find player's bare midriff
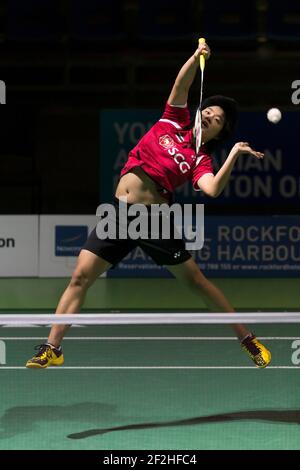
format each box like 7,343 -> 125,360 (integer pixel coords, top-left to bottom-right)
115,166 -> 169,205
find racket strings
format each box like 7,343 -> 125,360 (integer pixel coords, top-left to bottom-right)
195,68 -> 204,154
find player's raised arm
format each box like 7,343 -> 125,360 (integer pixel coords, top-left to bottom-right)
167,42 -> 210,107
197,142 -> 264,198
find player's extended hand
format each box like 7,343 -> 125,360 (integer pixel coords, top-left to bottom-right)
194,42 -> 211,60
230,142 -> 264,159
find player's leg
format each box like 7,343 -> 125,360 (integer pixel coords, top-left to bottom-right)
166,257 -> 248,339
48,249 -> 112,347
166,258 -> 271,368
140,227 -> 243,337
26,249 -> 112,368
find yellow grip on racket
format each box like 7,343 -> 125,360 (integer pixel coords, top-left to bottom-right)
198,37 -> 206,71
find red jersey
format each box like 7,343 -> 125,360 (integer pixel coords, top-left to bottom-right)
120,103 -> 214,199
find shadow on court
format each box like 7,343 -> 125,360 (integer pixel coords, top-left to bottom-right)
0,402 -> 119,439
67,410 -> 300,440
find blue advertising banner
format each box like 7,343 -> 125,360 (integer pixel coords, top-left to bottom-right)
107,216 -> 300,278
55,225 -> 88,257
99,109 -> 299,206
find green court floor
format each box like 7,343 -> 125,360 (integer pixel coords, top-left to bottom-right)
0,278 -> 300,311
0,277 -> 299,449
1,323 -> 300,450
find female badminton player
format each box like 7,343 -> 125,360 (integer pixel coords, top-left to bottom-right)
26,41 -> 271,369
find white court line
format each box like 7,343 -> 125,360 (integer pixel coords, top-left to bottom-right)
0,366 -> 299,370
0,337 -> 299,341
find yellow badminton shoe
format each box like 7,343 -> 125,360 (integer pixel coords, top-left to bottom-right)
26,343 -> 64,369
241,334 -> 271,368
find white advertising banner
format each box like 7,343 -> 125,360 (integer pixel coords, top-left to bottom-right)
39,215 -> 100,277
0,216 -> 38,276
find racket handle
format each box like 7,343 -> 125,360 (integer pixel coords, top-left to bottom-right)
198,37 -> 206,71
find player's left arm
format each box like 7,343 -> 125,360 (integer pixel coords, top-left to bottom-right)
168,42 -> 210,106
197,142 -> 264,197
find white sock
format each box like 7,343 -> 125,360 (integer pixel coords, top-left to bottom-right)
46,342 -> 61,351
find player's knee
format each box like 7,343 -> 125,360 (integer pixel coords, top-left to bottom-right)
70,269 -> 91,290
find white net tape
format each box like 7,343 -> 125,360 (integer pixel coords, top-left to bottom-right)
0,313 -> 299,325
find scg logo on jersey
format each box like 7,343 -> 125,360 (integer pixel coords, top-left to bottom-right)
168,147 -> 190,174
159,134 -> 175,149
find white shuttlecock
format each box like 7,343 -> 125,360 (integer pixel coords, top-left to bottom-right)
267,108 -> 282,124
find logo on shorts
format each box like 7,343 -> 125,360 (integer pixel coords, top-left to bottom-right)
159,134 -> 175,149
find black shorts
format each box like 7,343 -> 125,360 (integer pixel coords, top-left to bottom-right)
82,197 -> 191,267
